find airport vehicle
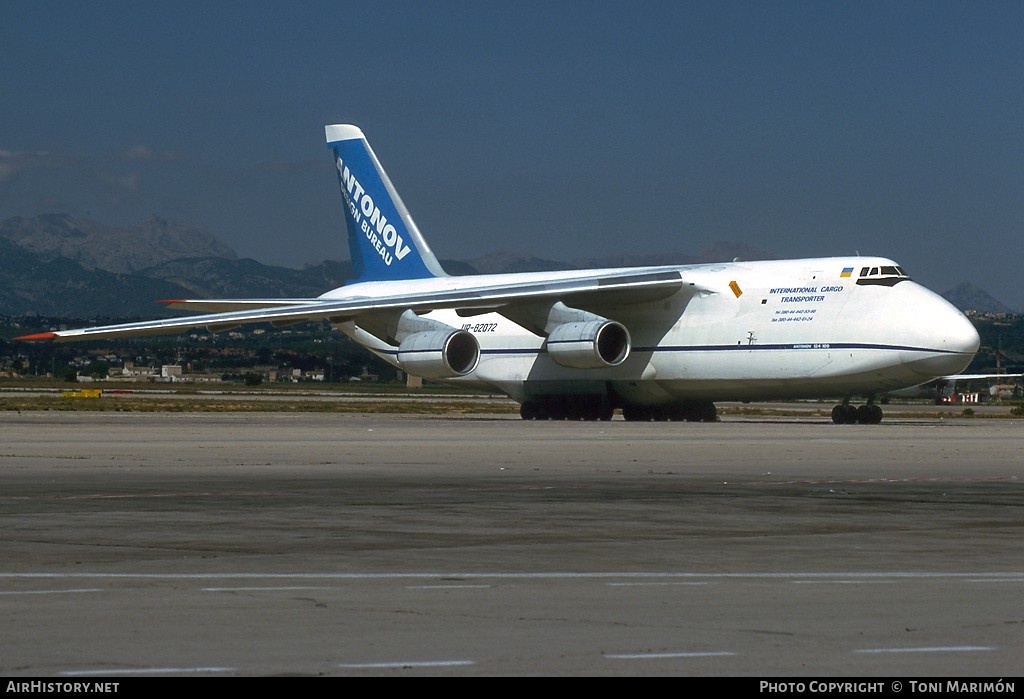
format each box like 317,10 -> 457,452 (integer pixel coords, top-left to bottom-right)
17,124 -> 980,423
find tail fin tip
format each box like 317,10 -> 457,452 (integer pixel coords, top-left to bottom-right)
325,124 -> 364,143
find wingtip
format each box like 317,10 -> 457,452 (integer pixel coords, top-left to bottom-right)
156,299 -> 184,305
14,332 -> 58,342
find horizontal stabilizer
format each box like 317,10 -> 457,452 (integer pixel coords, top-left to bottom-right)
160,299 -> 321,312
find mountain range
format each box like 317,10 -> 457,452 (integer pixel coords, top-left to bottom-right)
0,214 -> 1014,318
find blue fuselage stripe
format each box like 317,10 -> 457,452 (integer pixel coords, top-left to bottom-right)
377,343 -> 963,358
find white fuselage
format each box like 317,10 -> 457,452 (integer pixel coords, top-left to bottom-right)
327,257 -> 979,406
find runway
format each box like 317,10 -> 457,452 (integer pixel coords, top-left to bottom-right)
1,411 -> 1022,676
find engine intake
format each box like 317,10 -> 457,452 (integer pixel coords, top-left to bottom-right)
397,329 -> 480,379
546,320 -> 630,369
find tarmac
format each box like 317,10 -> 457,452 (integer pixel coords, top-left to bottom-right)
1,410 -> 1022,676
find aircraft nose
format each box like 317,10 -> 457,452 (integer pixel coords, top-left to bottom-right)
900,286 -> 980,378
946,307 -> 982,356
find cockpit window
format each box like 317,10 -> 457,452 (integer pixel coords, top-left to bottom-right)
855,264 -> 911,287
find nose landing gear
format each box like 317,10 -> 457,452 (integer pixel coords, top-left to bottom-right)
831,401 -> 883,424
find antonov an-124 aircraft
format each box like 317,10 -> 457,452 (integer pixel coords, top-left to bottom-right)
17,124 -> 981,423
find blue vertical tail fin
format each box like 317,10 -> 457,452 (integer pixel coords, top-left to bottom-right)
326,124 -> 446,282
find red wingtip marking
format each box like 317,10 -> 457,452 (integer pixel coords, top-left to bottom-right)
157,299 -> 184,305
14,332 -> 58,342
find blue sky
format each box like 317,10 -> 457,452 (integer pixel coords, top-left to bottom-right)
2,1 -> 1022,309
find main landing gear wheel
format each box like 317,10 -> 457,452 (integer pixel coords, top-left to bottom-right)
622,401 -> 718,422
520,396 -> 613,421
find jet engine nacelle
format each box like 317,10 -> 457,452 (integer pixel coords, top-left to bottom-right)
397,329 -> 480,379
546,320 -> 631,369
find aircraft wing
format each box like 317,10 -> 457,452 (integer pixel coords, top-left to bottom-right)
16,268 -> 687,343
939,373 -> 1023,381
